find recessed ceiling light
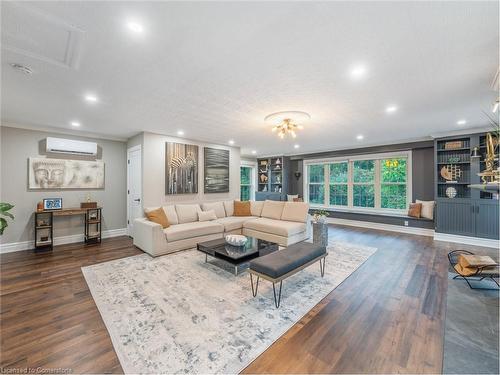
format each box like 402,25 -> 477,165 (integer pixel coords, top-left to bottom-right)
456,119 -> 467,126
350,64 -> 367,79
126,20 -> 144,34
228,140 -> 235,145
294,144 -> 300,149
70,121 -> 81,127
177,130 -> 185,136
386,105 -> 398,113
356,134 -> 364,140
251,150 -> 257,155
84,94 -> 98,103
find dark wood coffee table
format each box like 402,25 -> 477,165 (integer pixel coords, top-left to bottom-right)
197,236 -> 279,275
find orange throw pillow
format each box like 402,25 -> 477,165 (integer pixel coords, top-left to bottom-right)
233,201 -> 251,216
145,208 -> 170,228
407,203 -> 422,218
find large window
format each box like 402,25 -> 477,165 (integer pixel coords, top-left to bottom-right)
240,166 -> 254,201
305,152 -> 411,213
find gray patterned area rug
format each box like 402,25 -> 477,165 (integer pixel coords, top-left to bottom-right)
82,242 -> 377,374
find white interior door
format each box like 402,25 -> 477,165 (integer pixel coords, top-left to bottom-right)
127,146 -> 142,236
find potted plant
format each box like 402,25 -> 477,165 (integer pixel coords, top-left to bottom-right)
312,209 -> 328,223
0,202 -> 14,235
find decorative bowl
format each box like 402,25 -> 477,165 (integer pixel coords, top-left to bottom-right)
225,234 -> 247,246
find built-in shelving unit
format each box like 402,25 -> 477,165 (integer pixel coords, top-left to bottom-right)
434,133 -> 499,239
256,156 -> 289,201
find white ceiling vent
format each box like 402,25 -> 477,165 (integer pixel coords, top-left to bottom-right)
46,137 -> 97,156
1,2 -> 85,69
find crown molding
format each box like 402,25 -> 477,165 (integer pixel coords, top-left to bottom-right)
429,126 -> 492,139
1,121 -> 128,142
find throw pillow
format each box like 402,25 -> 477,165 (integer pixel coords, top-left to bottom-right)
416,200 -> 435,220
198,210 -> 217,222
145,207 -> 170,228
234,201 -> 252,216
407,203 -> 422,218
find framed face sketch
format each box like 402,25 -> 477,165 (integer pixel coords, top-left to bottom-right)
28,158 -> 105,189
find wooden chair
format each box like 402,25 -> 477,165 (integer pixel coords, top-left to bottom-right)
448,250 -> 499,290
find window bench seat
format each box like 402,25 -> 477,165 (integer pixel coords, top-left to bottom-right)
310,208 -> 435,229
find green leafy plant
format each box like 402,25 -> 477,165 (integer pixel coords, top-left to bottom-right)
0,202 -> 14,235
312,209 -> 328,223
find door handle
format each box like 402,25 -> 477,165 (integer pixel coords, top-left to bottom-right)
134,198 -> 141,202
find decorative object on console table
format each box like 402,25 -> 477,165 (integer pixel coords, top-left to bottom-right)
165,142 -> 198,194
43,198 -> 62,210
204,147 -> 229,193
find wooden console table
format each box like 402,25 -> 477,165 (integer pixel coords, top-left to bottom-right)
34,207 -> 102,252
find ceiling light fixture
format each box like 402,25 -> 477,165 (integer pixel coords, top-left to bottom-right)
350,64 -> 367,79
456,119 -> 467,126
10,63 -> 33,75
126,20 -> 144,34
492,98 -> 499,113
294,144 -> 300,149
265,111 -> 310,139
228,140 -> 235,145
386,105 -> 398,113
356,134 -> 364,140
84,94 -> 98,103
177,130 -> 185,136
251,150 -> 257,155
70,121 -> 81,127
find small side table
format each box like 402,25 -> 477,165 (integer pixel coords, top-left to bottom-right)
312,221 -> 328,247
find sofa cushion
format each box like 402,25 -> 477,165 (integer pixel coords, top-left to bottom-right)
281,202 -> 309,223
261,200 -> 285,220
215,216 -> 256,232
198,210 -> 217,222
163,221 -> 223,242
243,217 -> 306,237
162,205 -> 179,225
145,207 -> 170,228
250,201 -> 264,217
201,201 -> 226,219
234,201 -> 252,216
223,200 -> 234,217
175,204 -> 201,224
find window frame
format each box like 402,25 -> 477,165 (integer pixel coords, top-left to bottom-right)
240,162 -> 256,201
303,151 -> 412,215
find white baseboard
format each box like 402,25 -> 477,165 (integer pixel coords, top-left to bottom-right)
0,228 -> 128,254
434,232 -> 500,249
327,218 -> 435,237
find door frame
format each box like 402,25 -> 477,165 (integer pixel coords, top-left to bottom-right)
127,145 -> 142,236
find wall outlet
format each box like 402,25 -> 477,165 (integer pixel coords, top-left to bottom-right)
404,220 -> 409,227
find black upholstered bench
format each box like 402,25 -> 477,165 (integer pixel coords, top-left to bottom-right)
248,242 -> 327,308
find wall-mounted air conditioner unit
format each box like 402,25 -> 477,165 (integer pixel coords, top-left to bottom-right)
46,137 -> 98,156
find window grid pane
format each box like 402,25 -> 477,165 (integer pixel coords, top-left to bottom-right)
353,160 -> 375,183
329,162 -> 348,183
330,184 -> 348,206
381,158 -> 406,183
353,184 -> 375,207
381,184 -> 406,209
308,165 -> 325,183
309,184 -> 325,204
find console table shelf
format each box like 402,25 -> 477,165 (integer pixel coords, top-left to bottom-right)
34,207 -> 102,252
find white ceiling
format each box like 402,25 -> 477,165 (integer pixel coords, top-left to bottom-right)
1,1 -> 498,156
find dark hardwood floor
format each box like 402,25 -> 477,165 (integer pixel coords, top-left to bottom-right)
0,226 -> 492,373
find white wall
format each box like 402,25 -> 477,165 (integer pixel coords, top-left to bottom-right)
142,132 -> 241,207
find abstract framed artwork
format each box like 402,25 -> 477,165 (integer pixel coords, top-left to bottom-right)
165,142 -> 199,194
28,158 -> 105,189
204,147 -> 229,193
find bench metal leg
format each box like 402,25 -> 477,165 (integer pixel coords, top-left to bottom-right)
319,257 -> 326,277
250,273 -> 259,297
272,281 -> 283,308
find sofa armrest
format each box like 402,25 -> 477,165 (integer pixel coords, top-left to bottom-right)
133,218 -> 168,256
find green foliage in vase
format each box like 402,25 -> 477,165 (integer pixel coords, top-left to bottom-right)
0,202 -> 15,235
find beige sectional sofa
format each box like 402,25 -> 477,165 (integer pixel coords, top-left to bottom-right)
133,200 -> 311,257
